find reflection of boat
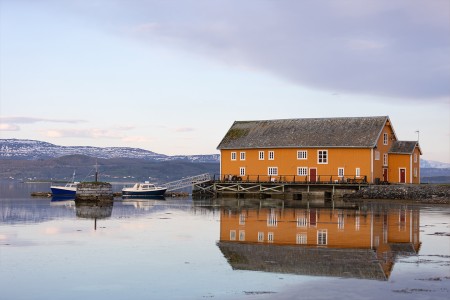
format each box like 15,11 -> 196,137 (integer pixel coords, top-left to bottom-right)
50,171 -> 79,196
121,197 -> 165,210
122,182 -> 166,197
51,195 -> 76,202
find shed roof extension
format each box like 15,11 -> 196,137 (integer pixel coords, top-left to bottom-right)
217,116 -> 389,150
389,141 -> 422,155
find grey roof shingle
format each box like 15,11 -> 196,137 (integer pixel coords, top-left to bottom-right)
389,141 -> 418,154
217,116 -> 389,149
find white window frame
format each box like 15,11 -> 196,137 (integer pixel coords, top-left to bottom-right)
230,230 -> 236,241
297,216 -> 308,227
268,167 -> 278,176
267,232 -> 274,243
297,167 -> 308,176
267,209 -> 278,227
414,153 -> 417,163
268,151 -> 275,160
338,212 -> 344,230
259,151 -> 264,160
240,152 -> 246,161
338,168 -> 344,178
318,150 -> 328,164
297,150 -> 307,160
355,168 -> 360,178
239,213 -> 246,225
257,232 -> 264,242
239,230 -> 245,241
414,167 -> 418,178
239,167 -> 245,176
231,152 -> 236,161
383,133 -> 388,145
375,151 -> 380,161
317,229 -> 327,245
296,233 -> 307,245
383,153 -> 388,166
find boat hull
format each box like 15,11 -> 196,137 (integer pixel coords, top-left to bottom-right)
121,188 -> 167,197
51,187 -> 76,196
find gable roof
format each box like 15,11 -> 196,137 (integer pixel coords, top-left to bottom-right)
389,141 -> 422,155
217,116 -> 389,150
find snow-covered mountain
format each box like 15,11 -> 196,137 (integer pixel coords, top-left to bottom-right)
421,159 -> 450,169
0,139 -> 220,163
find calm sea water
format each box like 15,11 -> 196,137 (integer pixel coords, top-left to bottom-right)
0,181 -> 449,300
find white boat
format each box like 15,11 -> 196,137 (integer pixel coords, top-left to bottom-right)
122,182 -> 167,197
50,171 -> 79,196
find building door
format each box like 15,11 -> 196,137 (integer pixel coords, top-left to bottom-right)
400,168 -> 406,183
309,168 -> 317,183
383,168 -> 388,182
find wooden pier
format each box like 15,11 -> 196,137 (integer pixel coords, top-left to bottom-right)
193,174 -> 369,200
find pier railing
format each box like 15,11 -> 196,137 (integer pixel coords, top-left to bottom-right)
213,174 -> 368,185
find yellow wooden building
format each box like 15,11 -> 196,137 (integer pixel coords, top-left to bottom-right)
217,116 -> 422,184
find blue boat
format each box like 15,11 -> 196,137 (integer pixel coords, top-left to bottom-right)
50,171 -> 79,196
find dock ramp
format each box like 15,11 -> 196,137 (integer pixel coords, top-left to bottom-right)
163,173 -> 212,191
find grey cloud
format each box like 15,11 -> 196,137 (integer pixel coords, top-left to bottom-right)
126,0 -> 449,100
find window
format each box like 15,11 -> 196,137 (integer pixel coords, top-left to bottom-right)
231,152 -> 236,161
414,167 -> 418,178
383,133 -> 388,145
240,167 -> 245,176
338,168 -> 344,178
268,232 -> 274,243
257,232 -> 264,242
239,230 -> 245,241
338,212 -> 344,230
297,150 -> 307,160
375,151 -> 380,161
414,153 -> 417,163
297,216 -> 308,227
267,209 -> 278,227
268,151 -> 274,160
355,168 -> 360,178
239,213 -> 246,225
296,233 -> 307,245
268,167 -> 278,176
317,230 -> 327,245
230,230 -> 236,241
297,167 -> 308,176
318,150 -> 328,164
383,153 -> 388,166
259,151 -> 264,160
240,152 -> 245,161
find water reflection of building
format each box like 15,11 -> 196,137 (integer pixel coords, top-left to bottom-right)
75,200 -> 114,230
218,204 -> 420,280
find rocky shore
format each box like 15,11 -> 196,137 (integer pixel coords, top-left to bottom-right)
344,184 -> 450,204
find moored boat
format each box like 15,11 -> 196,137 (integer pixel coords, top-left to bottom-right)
50,171 -> 79,196
122,182 -> 167,197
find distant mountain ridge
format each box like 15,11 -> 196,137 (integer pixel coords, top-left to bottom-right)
0,139 -> 219,163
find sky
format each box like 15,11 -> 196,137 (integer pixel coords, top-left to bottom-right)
0,0 -> 449,162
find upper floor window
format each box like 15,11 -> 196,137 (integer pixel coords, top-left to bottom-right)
268,151 -> 275,160
259,151 -> 264,160
338,168 -> 344,178
231,152 -> 236,161
240,152 -> 246,161
383,153 -> 388,166
297,150 -> 307,160
375,150 -> 380,160
318,150 -> 328,164
414,153 -> 417,163
383,133 -> 388,145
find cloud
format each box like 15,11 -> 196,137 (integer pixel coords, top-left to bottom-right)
123,0 -> 449,100
0,117 -> 86,132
